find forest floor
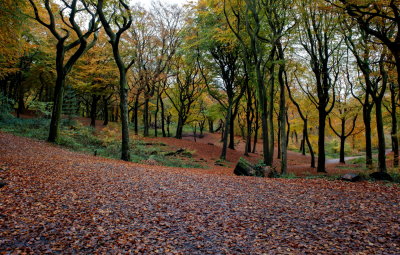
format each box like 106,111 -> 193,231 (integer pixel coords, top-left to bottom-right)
1,132 -> 400,254
79,116 -> 374,177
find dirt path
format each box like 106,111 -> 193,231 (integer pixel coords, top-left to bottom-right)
326,149 -> 393,164
1,132 -> 399,254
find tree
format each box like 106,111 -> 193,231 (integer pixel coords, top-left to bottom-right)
344,27 -> 375,167
128,3 -> 184,137
287,70 -> 316,168
97,0 -> 134,161
0,0 -> 27,80
296,0 -> 342,172
329,0 -> 400,92
166,56 -> 205,139
328,80 -> 359,164
384,79 -> 399,167
223,0 -> 273,165
73,31 -> 117,127
28,0 -> 99,142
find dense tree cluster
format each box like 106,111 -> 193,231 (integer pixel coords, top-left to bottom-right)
0,0 -> 398,173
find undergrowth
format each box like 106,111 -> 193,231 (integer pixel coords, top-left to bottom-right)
0,116 -> 206,169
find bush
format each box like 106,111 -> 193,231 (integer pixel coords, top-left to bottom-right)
27,101 -> 53,118
0,93 -> 15,121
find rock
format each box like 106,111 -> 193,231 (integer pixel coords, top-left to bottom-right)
370,172 -> 393,181
234,158 -> 255,176
234,158 -> 265,177
0,182 -> 7,188
340,173 -> 362,182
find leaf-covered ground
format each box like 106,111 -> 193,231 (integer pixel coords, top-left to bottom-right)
0,132 -> 399,254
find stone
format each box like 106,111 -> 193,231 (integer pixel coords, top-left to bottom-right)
233,158 -> 267,177
234,158 -> 255,176
340,173 -> 362,182
370,172 -> 393,181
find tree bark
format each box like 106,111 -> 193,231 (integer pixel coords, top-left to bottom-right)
375,100 -> 387,172
220,105 -> 232,160
48,64 -> 65,142
143,98 -> 149,137
90,94 -> 99,127
160,93 -> 166,137
317,106 -> 327,173
103,96 -> 109,126
389,83 -> 399,167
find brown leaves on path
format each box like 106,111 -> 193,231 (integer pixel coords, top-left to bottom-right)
0,132 -> 399,254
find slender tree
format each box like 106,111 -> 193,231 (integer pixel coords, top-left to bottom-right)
97,0 -> 134,161
297,0 -> 342,172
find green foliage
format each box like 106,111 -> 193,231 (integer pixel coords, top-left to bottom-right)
63,86 -> 79,117
0,117 -> 49,140
0,93 -> 15,120
27,101 -> 53,118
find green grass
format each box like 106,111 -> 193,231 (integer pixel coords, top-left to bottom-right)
0,116 -> 206,169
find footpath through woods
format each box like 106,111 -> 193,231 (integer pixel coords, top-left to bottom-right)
0,132 -> 399,254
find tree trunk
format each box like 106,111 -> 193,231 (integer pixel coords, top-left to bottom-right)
154,93 -> 159,137
317,106 -> 326,172
278,50 -> 287,174
175,112 -> 184,139
48,70 -> 65,143
103,96 -> 109,126
208,118 -> 214,133
255,60 -> 270,165
143,98 -> 149,137
267,77 -> 274,165
389,83 -> 399,167
90,94 -> 99,127
300,138 -> 305,155
363,105 -> 373,167
160,94 -> 166,137
228,116 -> 235,150
133,93 -> 139,134
245,88 -> 253,156
304,119 -> 315,168
340,136 -> 345,164
253,111 -> 259,153
375,100 -> 387,172
119,69 -> 130,161
167,114 -> 171,137
220,105 -> 232,160
277,120 -> 281,159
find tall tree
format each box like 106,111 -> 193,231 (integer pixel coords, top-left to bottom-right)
28,0 -> 99,142
329,0 -> 400,92
97,0 -> 134,161
344,28 -> 375,168
297,0 -> 342,172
